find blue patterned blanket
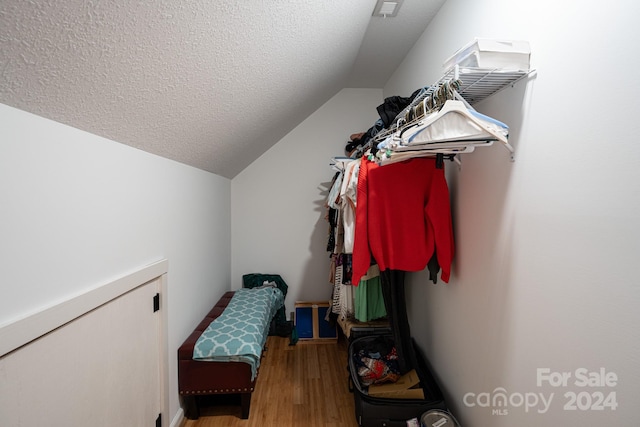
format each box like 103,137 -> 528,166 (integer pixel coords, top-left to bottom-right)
193,287 -> 284,380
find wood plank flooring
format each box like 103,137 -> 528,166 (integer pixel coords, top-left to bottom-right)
180,335 -> 360,427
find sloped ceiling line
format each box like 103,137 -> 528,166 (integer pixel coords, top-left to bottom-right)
0,0 -> 446,178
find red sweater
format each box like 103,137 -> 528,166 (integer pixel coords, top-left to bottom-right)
352,157 -> 454,285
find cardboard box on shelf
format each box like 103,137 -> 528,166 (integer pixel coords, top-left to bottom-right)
368,369 -> 425,400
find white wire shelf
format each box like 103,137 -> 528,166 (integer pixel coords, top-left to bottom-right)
440,66 -> 531,105
366,66 -> 533,163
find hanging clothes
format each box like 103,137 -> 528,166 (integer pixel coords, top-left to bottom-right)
327,163 -> 354,319
339,159 -> 360,254
380,269 -> 416,374
350,156 -> 454,374
352,156 -> 455,286
376,88 -> 423,128
354,264 -> 386,322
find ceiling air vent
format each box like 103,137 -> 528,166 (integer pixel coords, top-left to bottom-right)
372,0 -> 404,18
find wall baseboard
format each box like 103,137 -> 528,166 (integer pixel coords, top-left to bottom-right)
170,407 -> 184,427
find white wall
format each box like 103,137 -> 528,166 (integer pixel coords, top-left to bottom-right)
231,88 -> 382,316
0,103 -> 231,425
386,0 -> 640,425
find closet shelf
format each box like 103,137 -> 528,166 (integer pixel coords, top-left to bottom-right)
359,40 -> 534,166
440,66 -> 531,105
386,66 -> 532,135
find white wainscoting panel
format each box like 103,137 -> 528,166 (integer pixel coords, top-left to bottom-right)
0,260 -> 167,426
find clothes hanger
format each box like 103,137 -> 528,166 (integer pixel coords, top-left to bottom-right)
329,156 -> 355,172
371,88 -> 509,167
398,98 -> 513,156
372,81 -> 459,145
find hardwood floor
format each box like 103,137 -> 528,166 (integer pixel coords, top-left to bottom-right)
180,335 -> 360,427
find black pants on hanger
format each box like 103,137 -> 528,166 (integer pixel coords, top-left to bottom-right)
380,269 -> 416,375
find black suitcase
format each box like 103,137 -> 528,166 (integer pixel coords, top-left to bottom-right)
348,325 -> 392,343
348,335 -> 447,427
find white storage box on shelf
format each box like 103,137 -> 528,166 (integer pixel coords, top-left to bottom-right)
443,38 -> 531,72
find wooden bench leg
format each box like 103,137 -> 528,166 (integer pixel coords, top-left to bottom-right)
183,395 -> 200,420
240,393 -> 251,419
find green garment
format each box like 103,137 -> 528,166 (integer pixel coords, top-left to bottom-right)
354,275 -> 387,322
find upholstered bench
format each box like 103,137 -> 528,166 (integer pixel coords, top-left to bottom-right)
177,291 -> 257,420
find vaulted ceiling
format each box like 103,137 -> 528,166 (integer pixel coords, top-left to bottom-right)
0,0 -> 446,178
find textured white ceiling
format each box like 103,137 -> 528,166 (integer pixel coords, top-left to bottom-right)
0,0 -> 445,178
